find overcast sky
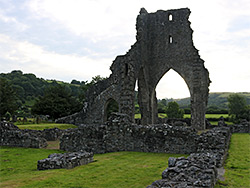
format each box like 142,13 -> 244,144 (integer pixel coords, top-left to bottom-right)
0,0 -> 250,99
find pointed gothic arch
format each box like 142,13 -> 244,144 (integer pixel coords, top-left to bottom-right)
57,8 -> 210,130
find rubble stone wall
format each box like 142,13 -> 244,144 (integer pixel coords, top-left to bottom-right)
147,127 -> 232,188
60,114 -> 197,154
37,151 -> 94,170
0,121 -> 47,148
0,121 -> 68,148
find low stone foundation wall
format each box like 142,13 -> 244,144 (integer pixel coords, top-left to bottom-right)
230,121 -> 250,133
148,153 -> 218,187
1,116 -> 248,187
60,113 -> 238,188
147,127 -> 231,188
0,121 -> 47,148
37,151 -> 93,170
22,128 -> 64,141
0,121 -> 67,148
60,122 -> 197,154
196,127 -> 231,167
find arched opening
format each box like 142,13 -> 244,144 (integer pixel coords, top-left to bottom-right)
155,69 -> 190,119
104,98 -> 119,121
134,79 -> 140,118
169,35 -> 173,44
168,14 -> 173,21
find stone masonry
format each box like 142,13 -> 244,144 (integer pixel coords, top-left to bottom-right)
0,121 -> 47,148
60,113 -> 197,154
37,151 -> 93,170
57,8 -> 211,130
147,127 -> 232,188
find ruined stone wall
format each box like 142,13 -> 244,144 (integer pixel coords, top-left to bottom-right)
60,113 -> 197,154
56,8 -> 210,130
0,121 -> 69,148
0,121 -> 47,148
60,114 -> 248,156
135,8 -> 210,129
147,127 -> 232,188
37,151 -> 94,170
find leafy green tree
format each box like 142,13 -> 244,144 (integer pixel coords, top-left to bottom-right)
0,78 -> 18,119
71,79 -> 81,85
88,75 -> 107,85
158,102 -> 166,113
228,94 -> 249,122
31,84 -> 82,120
165,101 -> 184,118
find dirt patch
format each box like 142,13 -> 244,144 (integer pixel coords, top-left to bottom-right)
217,167 -> 225,181
46,140 -> 60,150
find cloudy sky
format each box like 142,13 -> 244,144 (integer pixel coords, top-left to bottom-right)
0,0 -> 249,99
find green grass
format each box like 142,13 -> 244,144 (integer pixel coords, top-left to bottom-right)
135,113 -> 229,119
0,147 -> 186,188
0,134 -> 249,187
17,123 -> 77,130
183,114 -> 229,119
215,133 -> 250,188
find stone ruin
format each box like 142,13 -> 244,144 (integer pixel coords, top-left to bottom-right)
37,151 -> 93,170
0,121 -> 65,148
0,121 -> 47,148
1,7 -> 250,187
57,7 -> 211,131
147,127 -> 232,187
59,113 -> 238,187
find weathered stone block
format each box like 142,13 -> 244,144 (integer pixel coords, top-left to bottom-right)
37,151 -> 93,170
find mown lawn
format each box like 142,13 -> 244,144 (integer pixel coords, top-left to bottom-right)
0,147 -> 186,188
17,123 -> 77,130
135,113 -> 232,125
135,113 -> 229,119
215,133 -> 250,188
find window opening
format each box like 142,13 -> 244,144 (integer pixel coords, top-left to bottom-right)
169,14 -> 173,21
169,35 -> 173,44
125,63 -> 129,76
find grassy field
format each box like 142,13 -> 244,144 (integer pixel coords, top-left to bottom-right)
0,134 -> 249,187
135,113 -> 231,125
215,133 -> 250,188
135,113 -> 229,119
0,147 -> 186,188
17,123 -> 77,130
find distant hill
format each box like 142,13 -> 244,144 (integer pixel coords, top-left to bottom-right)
1,70 -> 250,115
176,92 -> 250,109
0,70 -> 85,104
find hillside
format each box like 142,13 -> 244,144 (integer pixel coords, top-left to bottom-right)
1,70 -> 250,116
176,92 -> 250,109
0,70 -> 85,102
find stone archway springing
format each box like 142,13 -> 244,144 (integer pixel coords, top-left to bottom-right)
104,98 -> 119,122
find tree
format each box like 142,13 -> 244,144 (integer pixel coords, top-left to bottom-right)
165,101 -> 184,118
71,79 -> 81,85
88,75 -> 107,85
228,94 -> 249,122
0,78 -> 18,119
31,84 -> 82,120
158,102 -> 166,113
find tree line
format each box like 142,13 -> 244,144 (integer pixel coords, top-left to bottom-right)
0,70 -> 104,120
0,70 -> 249,123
